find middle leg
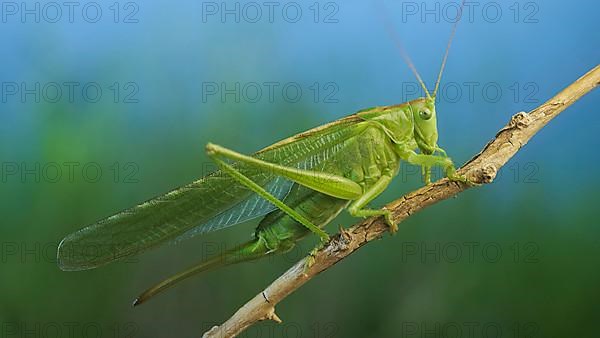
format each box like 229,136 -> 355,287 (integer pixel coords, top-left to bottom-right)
347,174 -> 397,233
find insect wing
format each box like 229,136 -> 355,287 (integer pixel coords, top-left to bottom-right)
57,116 -> 365,271
172,175 -> 293,242
57,162 -> 279,271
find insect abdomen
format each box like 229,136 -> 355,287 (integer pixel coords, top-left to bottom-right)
256,186 -> 348,252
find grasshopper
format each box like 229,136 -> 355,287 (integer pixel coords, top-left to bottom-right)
57,1 -> 468,306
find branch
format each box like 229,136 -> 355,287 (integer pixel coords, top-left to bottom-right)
202,64 -> 600,338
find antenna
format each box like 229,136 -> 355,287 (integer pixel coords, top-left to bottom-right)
374,0 -> 431,98
432,0 -> 466,98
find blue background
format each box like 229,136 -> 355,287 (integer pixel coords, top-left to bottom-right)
1,1 -> 599,337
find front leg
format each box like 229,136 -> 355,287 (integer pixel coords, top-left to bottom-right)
399,148 -> 467,184
347,174 -> 397,233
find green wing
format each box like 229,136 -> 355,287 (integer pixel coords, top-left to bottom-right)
57,115 -> 365,271
171,175 -> 293,243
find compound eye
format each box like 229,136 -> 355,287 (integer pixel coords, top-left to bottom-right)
419,110 -> 432,120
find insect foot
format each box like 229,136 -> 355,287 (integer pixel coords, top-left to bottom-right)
383,209 -> 398,234
443,162 -> 476,186
453,173 -> 478,186
318,232 -> 331,244
447,168 -> 476,186
303,246 -> 321,275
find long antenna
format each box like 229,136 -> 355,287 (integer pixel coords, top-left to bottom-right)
432,0 -> 466,98
374,0 -> 431,98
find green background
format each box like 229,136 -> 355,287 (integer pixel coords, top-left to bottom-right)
1,0 -> 599,337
